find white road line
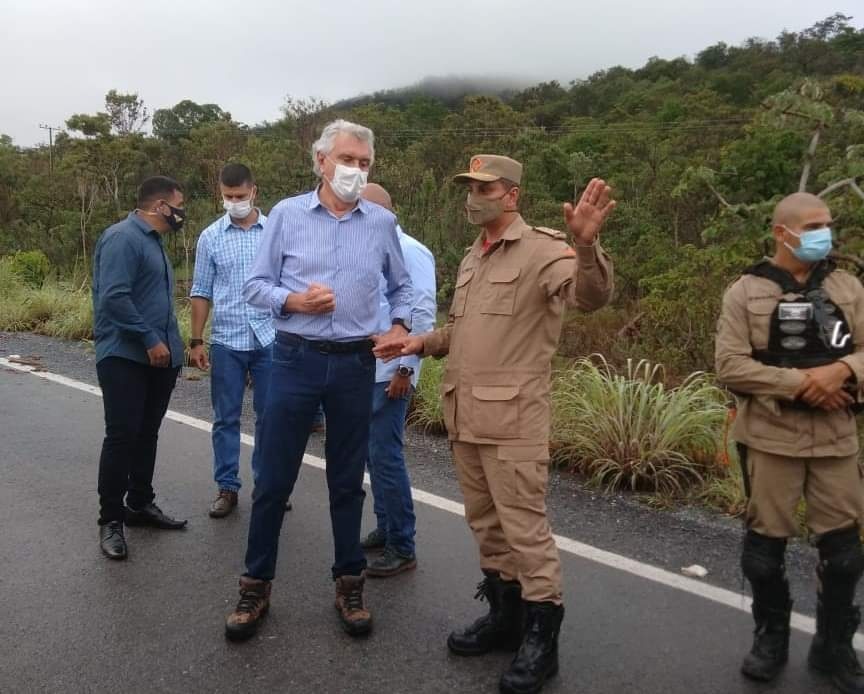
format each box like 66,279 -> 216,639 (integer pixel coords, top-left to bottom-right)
3,356 -> 860,649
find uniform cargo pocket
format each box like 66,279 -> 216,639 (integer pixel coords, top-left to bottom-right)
469,384 -> 520,439
480,267 -> 520,316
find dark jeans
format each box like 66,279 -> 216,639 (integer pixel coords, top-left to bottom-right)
368,381 -> 416,555
96,357 -> 179,524
210,341 -> 272,492
244,333 -> 375,581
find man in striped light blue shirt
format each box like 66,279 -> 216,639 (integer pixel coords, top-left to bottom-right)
189,163 -> 274,519
224,120 -> 413,642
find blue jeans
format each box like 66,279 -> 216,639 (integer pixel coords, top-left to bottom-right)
210,341 -> 272,492
368,381 -> 416,555
244,333 -> 375,581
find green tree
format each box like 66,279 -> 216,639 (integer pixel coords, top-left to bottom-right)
152,100 -> 232,141
104,90 -> 149,135
65,113 -> 111,138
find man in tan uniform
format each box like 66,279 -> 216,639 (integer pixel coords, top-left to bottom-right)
716,192 -> 864,694
374,155 -> 614,694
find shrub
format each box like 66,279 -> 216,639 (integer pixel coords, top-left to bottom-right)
637,243 -> 752,378
551,356 -> 728,496
4,250 -> 52,288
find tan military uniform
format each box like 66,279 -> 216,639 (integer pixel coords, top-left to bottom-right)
423,214 -> 613,602
715,263 -> 864,538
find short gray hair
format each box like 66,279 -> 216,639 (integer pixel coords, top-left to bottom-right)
311,119 -> 375,177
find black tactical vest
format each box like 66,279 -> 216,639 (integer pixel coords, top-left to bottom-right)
745,259 -> 854,369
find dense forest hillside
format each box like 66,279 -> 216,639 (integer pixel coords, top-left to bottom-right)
1,13 -> 862,377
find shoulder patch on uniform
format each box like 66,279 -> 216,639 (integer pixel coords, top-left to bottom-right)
533,226 -> 567,240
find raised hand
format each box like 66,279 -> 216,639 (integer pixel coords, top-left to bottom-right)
563,178 -> 617,245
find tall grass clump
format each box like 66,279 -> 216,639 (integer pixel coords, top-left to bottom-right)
551,356 -> 728,496
0,280 -> 93,340
1,254 -> 93,339
407,356 -> 447,434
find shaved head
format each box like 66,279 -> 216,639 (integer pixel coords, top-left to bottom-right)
772,192 -> 830,227
361,182 -> 393,211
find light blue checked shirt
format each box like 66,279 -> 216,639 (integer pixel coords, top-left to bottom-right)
244,189 -> 412,341
375,226 -> 436,387
190,210 -> 275,351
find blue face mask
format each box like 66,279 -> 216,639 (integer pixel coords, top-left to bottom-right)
784,226 -> 833,263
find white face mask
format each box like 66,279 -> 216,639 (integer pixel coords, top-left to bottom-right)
326,160 -> 368,203
223,196 -> 254,220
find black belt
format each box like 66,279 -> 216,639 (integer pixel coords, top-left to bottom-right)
276,331 -> 374,355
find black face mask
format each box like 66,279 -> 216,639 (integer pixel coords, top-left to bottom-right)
162,203 -> 186,232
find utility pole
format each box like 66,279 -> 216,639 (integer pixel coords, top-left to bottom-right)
39,123 -> 61,175
39,124 -> 62,231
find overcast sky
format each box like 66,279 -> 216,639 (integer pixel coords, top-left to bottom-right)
2,1 -> 859,147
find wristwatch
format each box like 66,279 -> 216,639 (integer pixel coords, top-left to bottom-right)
189,338 -> 204,348
397,365 -> 414,378
392,318 -> 409,330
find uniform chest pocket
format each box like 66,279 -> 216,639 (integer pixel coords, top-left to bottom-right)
452,268 -> 474,317
480,267 -> 521,316
746,298 -> 776,351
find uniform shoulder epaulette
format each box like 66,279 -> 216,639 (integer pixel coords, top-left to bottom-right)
532,226 -> 567,240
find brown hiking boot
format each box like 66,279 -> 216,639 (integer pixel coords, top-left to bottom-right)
225,576 -> 271,641
334,574 -> 372,636
209,490 -> 238,518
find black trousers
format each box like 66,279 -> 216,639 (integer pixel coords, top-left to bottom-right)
96,357 -> 179,524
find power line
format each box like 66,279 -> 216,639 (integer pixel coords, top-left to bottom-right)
127,117 -> 755,140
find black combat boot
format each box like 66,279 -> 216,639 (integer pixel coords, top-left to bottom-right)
809,601 -> 864,693
740,530 -> 791,681
447,570 -> 523,655
808,527 -> 864,693
741,600 -> 792,681
499,601 -> 564,694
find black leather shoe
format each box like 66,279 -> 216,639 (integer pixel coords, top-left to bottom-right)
125,502 -> 188,529
99,521 -> 127,560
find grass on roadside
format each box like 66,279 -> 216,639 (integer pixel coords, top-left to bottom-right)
0,261 -> 194,345
408,356 -> 447,434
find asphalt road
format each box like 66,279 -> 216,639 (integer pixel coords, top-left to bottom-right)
0,366 -> 846,694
